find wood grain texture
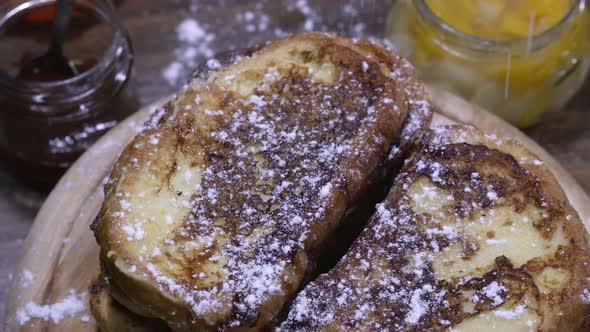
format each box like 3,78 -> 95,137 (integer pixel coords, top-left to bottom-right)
4,89 -> 590,332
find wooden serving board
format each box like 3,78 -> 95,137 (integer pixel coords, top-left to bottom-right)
5,88 -> 590,332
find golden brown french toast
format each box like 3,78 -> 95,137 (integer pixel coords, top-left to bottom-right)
90,275 -> 171,332
92,32 -> 432,331
280,125 -> 590,331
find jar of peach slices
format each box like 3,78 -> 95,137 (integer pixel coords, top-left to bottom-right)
386,0 -> 590,127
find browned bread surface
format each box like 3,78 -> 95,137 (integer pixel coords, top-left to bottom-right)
89,275 -> 171,332
280,125 -> 590,331
92,32 -> 432,331
348,38 -> 432,156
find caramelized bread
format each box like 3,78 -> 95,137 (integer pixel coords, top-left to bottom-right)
92,33 -> 432,331
280,125 -> 590,331
347,38 -> 432,158
90,275 -> 171,332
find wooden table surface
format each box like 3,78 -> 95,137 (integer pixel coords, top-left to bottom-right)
1,0 -> 589,326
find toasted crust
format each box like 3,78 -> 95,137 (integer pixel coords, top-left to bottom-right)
92,33 -> 431,331
348,38 -> 432,156
280,125 -> 590,331
89,275 -> 171,332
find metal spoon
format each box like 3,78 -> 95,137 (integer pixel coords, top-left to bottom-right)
19,0 -> 78,80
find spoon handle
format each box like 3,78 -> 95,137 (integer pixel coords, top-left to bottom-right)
49,0 -> 76,56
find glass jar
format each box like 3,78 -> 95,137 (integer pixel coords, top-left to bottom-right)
386,0 -> 590,127
0,0 -> 138,189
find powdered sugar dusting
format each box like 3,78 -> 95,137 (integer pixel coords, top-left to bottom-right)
172,68 -> 378,325
481,281 -> 507,306
48,121 -> 118,154
163,62 -> 184,86
405,285 -> 434,324
280,153 -> 455,330
162,18 -> 216,86
16,290 -> 88,326
493,304 -> 527,319
19,269 -> 34,289
294,0 -> 319,31
280,124 -> 569,330
159,1 -> 378,88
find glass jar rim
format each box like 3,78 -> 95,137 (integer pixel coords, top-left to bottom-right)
0,0 -> 129,90
413,0 -> 585,52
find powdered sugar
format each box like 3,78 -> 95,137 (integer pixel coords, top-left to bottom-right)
248,95 -> 267,108
163,62 -> 184,86
293,0 -> 318,31
162,18 -> 215,86
485,238 -> 508,245
48,121 -> 118,154
177,19 -> 210,44
319,183 -> 332,197
122,223 -> 144,241
236,10 -> 270,33
493,304 -> 527,319
16,290 -> 87,326
486,190 -> 498,200
481,281 -> 506,306
160,1 -> 378,88
19,269 -> 34,288
404,285 -> 430,324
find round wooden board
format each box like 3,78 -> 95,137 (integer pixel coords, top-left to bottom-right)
5,88 -> 590,332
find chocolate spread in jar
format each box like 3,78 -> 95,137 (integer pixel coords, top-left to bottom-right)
0,1 -> 138,190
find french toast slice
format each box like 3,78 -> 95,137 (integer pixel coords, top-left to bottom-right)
90,275 -> 171,332
280,125 -> 590,331
92,32 -> 431,331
